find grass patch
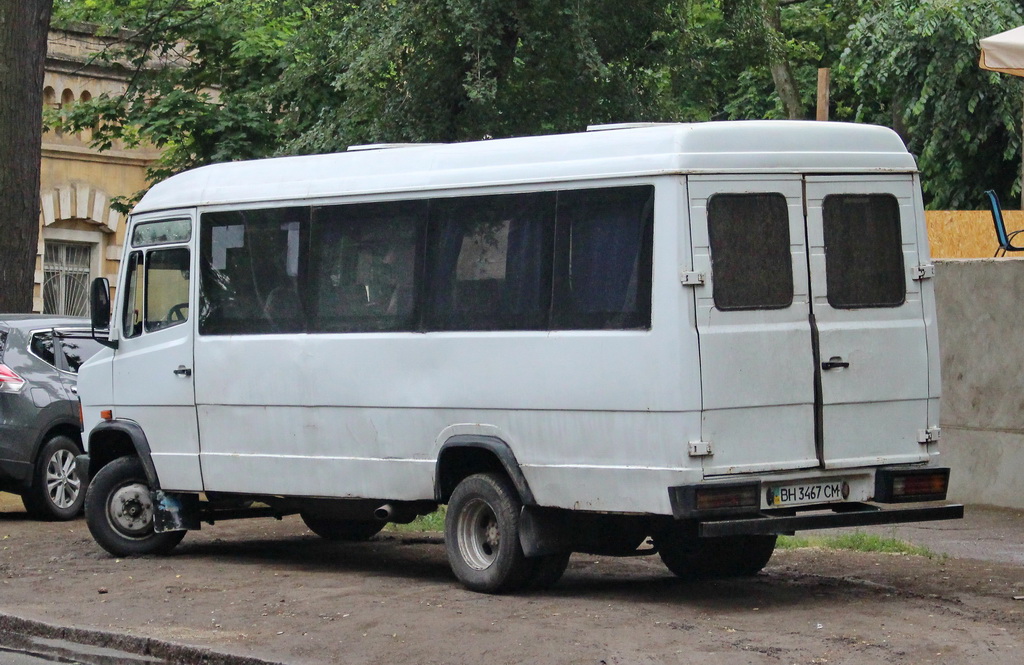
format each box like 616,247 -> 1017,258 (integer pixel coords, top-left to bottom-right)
382,514 -> 938,560
777,531 -> 938,558
383,507 -> 446,533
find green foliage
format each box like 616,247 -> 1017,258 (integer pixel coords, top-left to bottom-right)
842,0 -> 1024,209
778,531 -> 940,558
49,0 -> 1024,210
384,507 -> 447,533
275,0 -> 681,152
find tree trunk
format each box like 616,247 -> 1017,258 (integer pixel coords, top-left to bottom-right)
762,1 -> 803,119
0,0 -> 52,312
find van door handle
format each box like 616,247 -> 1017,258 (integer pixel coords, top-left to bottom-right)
821,357 -> 850,370
173,365 -> 192,377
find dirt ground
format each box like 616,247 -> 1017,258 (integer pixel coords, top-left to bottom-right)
1,493 -> 1022,665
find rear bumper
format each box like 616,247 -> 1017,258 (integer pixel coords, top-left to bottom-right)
696,502 -> 964,537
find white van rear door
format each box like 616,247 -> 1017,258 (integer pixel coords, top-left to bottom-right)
805,175 -> 931,468
688,176 -> 819,476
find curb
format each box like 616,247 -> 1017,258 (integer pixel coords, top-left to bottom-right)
0,612 -> 284,665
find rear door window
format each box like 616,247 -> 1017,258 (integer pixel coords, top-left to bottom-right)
707,193 -> 793,310
822,194 -> 905,308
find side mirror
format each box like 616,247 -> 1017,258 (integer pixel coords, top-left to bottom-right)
90,278 -> 118,349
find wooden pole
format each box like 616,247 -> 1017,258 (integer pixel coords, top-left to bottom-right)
817,68 -> 831,121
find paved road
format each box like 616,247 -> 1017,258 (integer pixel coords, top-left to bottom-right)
821,504 -> 1024,564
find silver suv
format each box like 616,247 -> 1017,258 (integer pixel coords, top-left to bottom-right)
1,315 -> 105,520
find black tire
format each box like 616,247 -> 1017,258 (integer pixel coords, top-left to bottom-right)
21,435 -> 85,521
444,472 -> 533,594
300,513 -> 384,541
525,551 -> 571,590
84,456 -> 185,556
657,532 -> 777,579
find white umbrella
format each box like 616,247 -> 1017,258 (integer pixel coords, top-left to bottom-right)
980,25 -> 1024,75
980,25 -> 1024,206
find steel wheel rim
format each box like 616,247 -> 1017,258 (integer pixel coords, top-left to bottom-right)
457,498 -> 500,570
45,448 -> 80,509
107,482 -> 154,539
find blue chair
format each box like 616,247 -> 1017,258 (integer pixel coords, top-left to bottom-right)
985,189 -> 1024,257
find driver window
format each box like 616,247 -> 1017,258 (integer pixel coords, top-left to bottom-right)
144,247 -> 191,332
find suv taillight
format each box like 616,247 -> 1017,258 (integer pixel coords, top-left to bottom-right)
0,364 -> 26,393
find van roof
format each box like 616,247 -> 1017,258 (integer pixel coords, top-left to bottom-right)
133,121 -> 917,214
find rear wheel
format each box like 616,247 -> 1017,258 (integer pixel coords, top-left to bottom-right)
525,551 -> 571,590
300,513 -> 384,541
84,456 -> 185,556
657,532 -> 776,579
21,435 -> 85,521
445,472 -> 533,594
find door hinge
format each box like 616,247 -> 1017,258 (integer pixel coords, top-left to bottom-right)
918,427 -> 941,444
688,440 -> 713,457
912,264 -> 935,280
680,271 -> 705,286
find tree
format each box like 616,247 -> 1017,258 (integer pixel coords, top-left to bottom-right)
50,0 -> 1024,210
275,0 -> 679,152
0,0 -> 53,311
53,0 -> 309,202
842,0 -> 1024,209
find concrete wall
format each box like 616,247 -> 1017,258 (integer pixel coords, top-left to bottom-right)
936,259 -> 1024,509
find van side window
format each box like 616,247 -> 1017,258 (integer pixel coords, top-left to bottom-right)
198,185 -> 654,335
200,208 -> 309,334
553,186 -> 654,329
822,194 -> 905,308
121,251 -> 144,338
707,193 -> 793,311
310,201 -> 426,333
426,192 -> 555,331
144,248 -> 191,332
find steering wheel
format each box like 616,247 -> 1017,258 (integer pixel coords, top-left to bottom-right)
167,303 -> 189,322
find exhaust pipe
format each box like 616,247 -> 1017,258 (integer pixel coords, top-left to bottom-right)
374,504 -> 394,521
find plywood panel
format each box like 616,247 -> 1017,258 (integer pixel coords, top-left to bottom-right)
926,210 -> 1024,259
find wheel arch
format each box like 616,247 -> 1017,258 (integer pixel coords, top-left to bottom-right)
85,420 -> 162,490
30,418 -> 83,461
434,435 -> 535,506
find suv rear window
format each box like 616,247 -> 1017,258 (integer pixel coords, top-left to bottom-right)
30,332 -> 57,367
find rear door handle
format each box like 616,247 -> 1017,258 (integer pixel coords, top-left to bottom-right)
173,366 -> 192,377
821,357 -> 850,371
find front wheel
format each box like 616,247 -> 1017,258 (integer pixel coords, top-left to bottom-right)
21,435 -> 85,521
444,473 -> 534,594
84,457 -> 185,556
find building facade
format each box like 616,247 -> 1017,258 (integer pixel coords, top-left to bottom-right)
36,25 -> 160,315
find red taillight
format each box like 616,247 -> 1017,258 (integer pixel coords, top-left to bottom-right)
893,473 -> 949,498
0,364 -> 26,393
875,467 -> 950,503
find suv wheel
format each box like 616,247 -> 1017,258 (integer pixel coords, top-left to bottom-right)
21,435 -> 85,521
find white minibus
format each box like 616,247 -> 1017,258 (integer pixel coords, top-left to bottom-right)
77,121 -> 962,593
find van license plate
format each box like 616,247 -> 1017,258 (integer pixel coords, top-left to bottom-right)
766,480 -> 845,507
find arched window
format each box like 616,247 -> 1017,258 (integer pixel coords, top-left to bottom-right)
43,86 -> 57,109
